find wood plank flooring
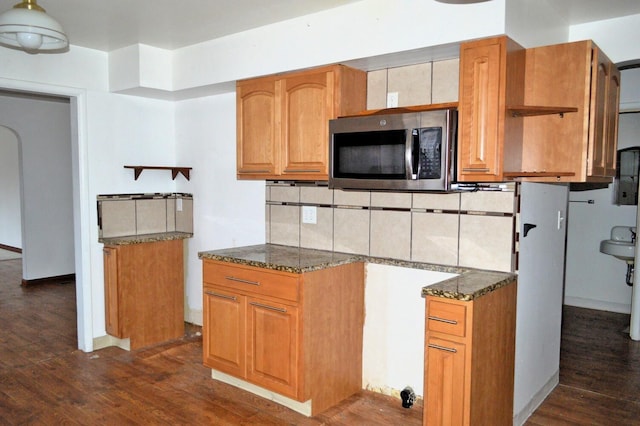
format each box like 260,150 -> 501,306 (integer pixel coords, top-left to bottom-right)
526,305 -> 640,424
3,256 -> 640,424
0,258 -> 423,425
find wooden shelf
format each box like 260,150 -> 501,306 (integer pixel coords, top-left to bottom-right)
503,171 -> 576,178
340,102 -> 459,118
124,166 -> 192,181
507,105 -> 578,117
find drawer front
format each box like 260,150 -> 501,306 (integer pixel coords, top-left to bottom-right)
203,260 -> 300,302
426,299 -> 467,337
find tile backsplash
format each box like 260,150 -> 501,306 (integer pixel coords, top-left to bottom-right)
266,182 -> 517,273
98,193 -> 193,239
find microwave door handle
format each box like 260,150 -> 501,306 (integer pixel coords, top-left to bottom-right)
411,129 -> 420,179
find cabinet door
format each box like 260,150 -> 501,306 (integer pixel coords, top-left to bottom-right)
587,51 -> 610,177
280,70 -> 334,180
103,246 -> 123,338
203,287 -> 246,378
246,297 -> 300,399
605,67 -> 621,176
424,337 -> 467,426
237,78 -> 280,178
588,49 -> 620,178
458,37 -> 505,182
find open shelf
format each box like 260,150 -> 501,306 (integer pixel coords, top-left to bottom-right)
124,166 -> 192,181
503,171 -> 576,178
507,105 -> 578,118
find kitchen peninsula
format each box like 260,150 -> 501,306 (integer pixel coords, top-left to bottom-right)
198,244 -> 517,420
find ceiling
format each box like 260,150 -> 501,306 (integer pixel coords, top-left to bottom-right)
0,0 -> 639,53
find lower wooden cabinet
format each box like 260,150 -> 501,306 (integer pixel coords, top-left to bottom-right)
202,259 -> 364,415
423,281 -> 517,425
103,239 -> 185,350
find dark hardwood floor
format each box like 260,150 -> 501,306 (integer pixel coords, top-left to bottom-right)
0,258 -> 422,425
2,256 -> 640,425
526,305 -> 640,425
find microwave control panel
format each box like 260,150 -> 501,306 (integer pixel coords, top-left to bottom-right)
413,127 -> 443,179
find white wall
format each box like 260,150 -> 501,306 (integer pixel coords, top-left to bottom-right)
570,14 -> 640,64
0,126 -> 21,248
0,94 -> 74,280
85,91 -> 177,337
174,93 -> 265,324
362,264 -> 457,397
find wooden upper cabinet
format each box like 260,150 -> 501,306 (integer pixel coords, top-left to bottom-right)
281,70 -> 334,179
511,40 -> 621,182
457,36 -> 525,182
236,77 -> 280,177
236,64 -> 367,181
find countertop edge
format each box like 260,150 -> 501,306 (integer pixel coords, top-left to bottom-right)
100,232 -> 193,245
199,244 -> 516,301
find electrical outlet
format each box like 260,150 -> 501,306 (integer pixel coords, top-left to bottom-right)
302,206 -> 317,224
387,92 -> 399,108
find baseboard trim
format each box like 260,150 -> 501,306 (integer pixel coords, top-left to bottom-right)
564,296 -> 631,314
0,243 -> 21,253
93,334 -> 131,351
513,369 -> 559,426
211,369 -> 312,417
21,273 -> 76,287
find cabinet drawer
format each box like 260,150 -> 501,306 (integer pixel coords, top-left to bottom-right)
426,299 -> 467,337
203,260 -> 300,302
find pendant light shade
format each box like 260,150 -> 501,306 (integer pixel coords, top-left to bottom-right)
0,0 -> 68,52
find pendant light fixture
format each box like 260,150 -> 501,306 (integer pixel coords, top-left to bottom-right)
0,0 -> 68,52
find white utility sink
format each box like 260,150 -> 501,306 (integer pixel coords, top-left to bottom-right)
600,226 -> 636,263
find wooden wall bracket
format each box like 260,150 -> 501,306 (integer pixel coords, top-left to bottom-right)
124,166 -> 192,180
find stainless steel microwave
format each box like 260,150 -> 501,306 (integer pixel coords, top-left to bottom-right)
329,108 -> 457,191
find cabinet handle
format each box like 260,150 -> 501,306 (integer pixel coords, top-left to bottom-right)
249,302 -> 287,313
462,167 -> 490,172
283,169 -> 322,173
238,170 -> 271,174
225,276 -> 261,286
428,343 -> 457,353
428,316 -> 458,325
205,290 -> 237,301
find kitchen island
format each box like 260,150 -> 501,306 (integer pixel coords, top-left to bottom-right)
198,244 -> 517,420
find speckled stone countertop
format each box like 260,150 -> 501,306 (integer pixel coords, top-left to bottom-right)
100,231 -> 193,245
198,244 -> 516,301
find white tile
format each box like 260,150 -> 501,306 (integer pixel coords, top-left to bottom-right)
371,192 -> 412,208
461,191 -> 516,213
411,212 -> 459,266
413,192 -> 460,211
432,59 -> 459,104
388,63 -> 432,106
270,185 -> 299,203
270,205 -> 299,246
301,207 -> 333,250
136,199 -> 168,235
334,189 -> 370,207
334,208 -> 370,255
100,200 -> 136,238
459,215 -> 514,272
367,69 -> 387,110
300,186 -> 333,205
370,210 -> 412,260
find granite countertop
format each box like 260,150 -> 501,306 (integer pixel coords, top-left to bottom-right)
100,231 -> 193,245
198,244 -> 516,301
